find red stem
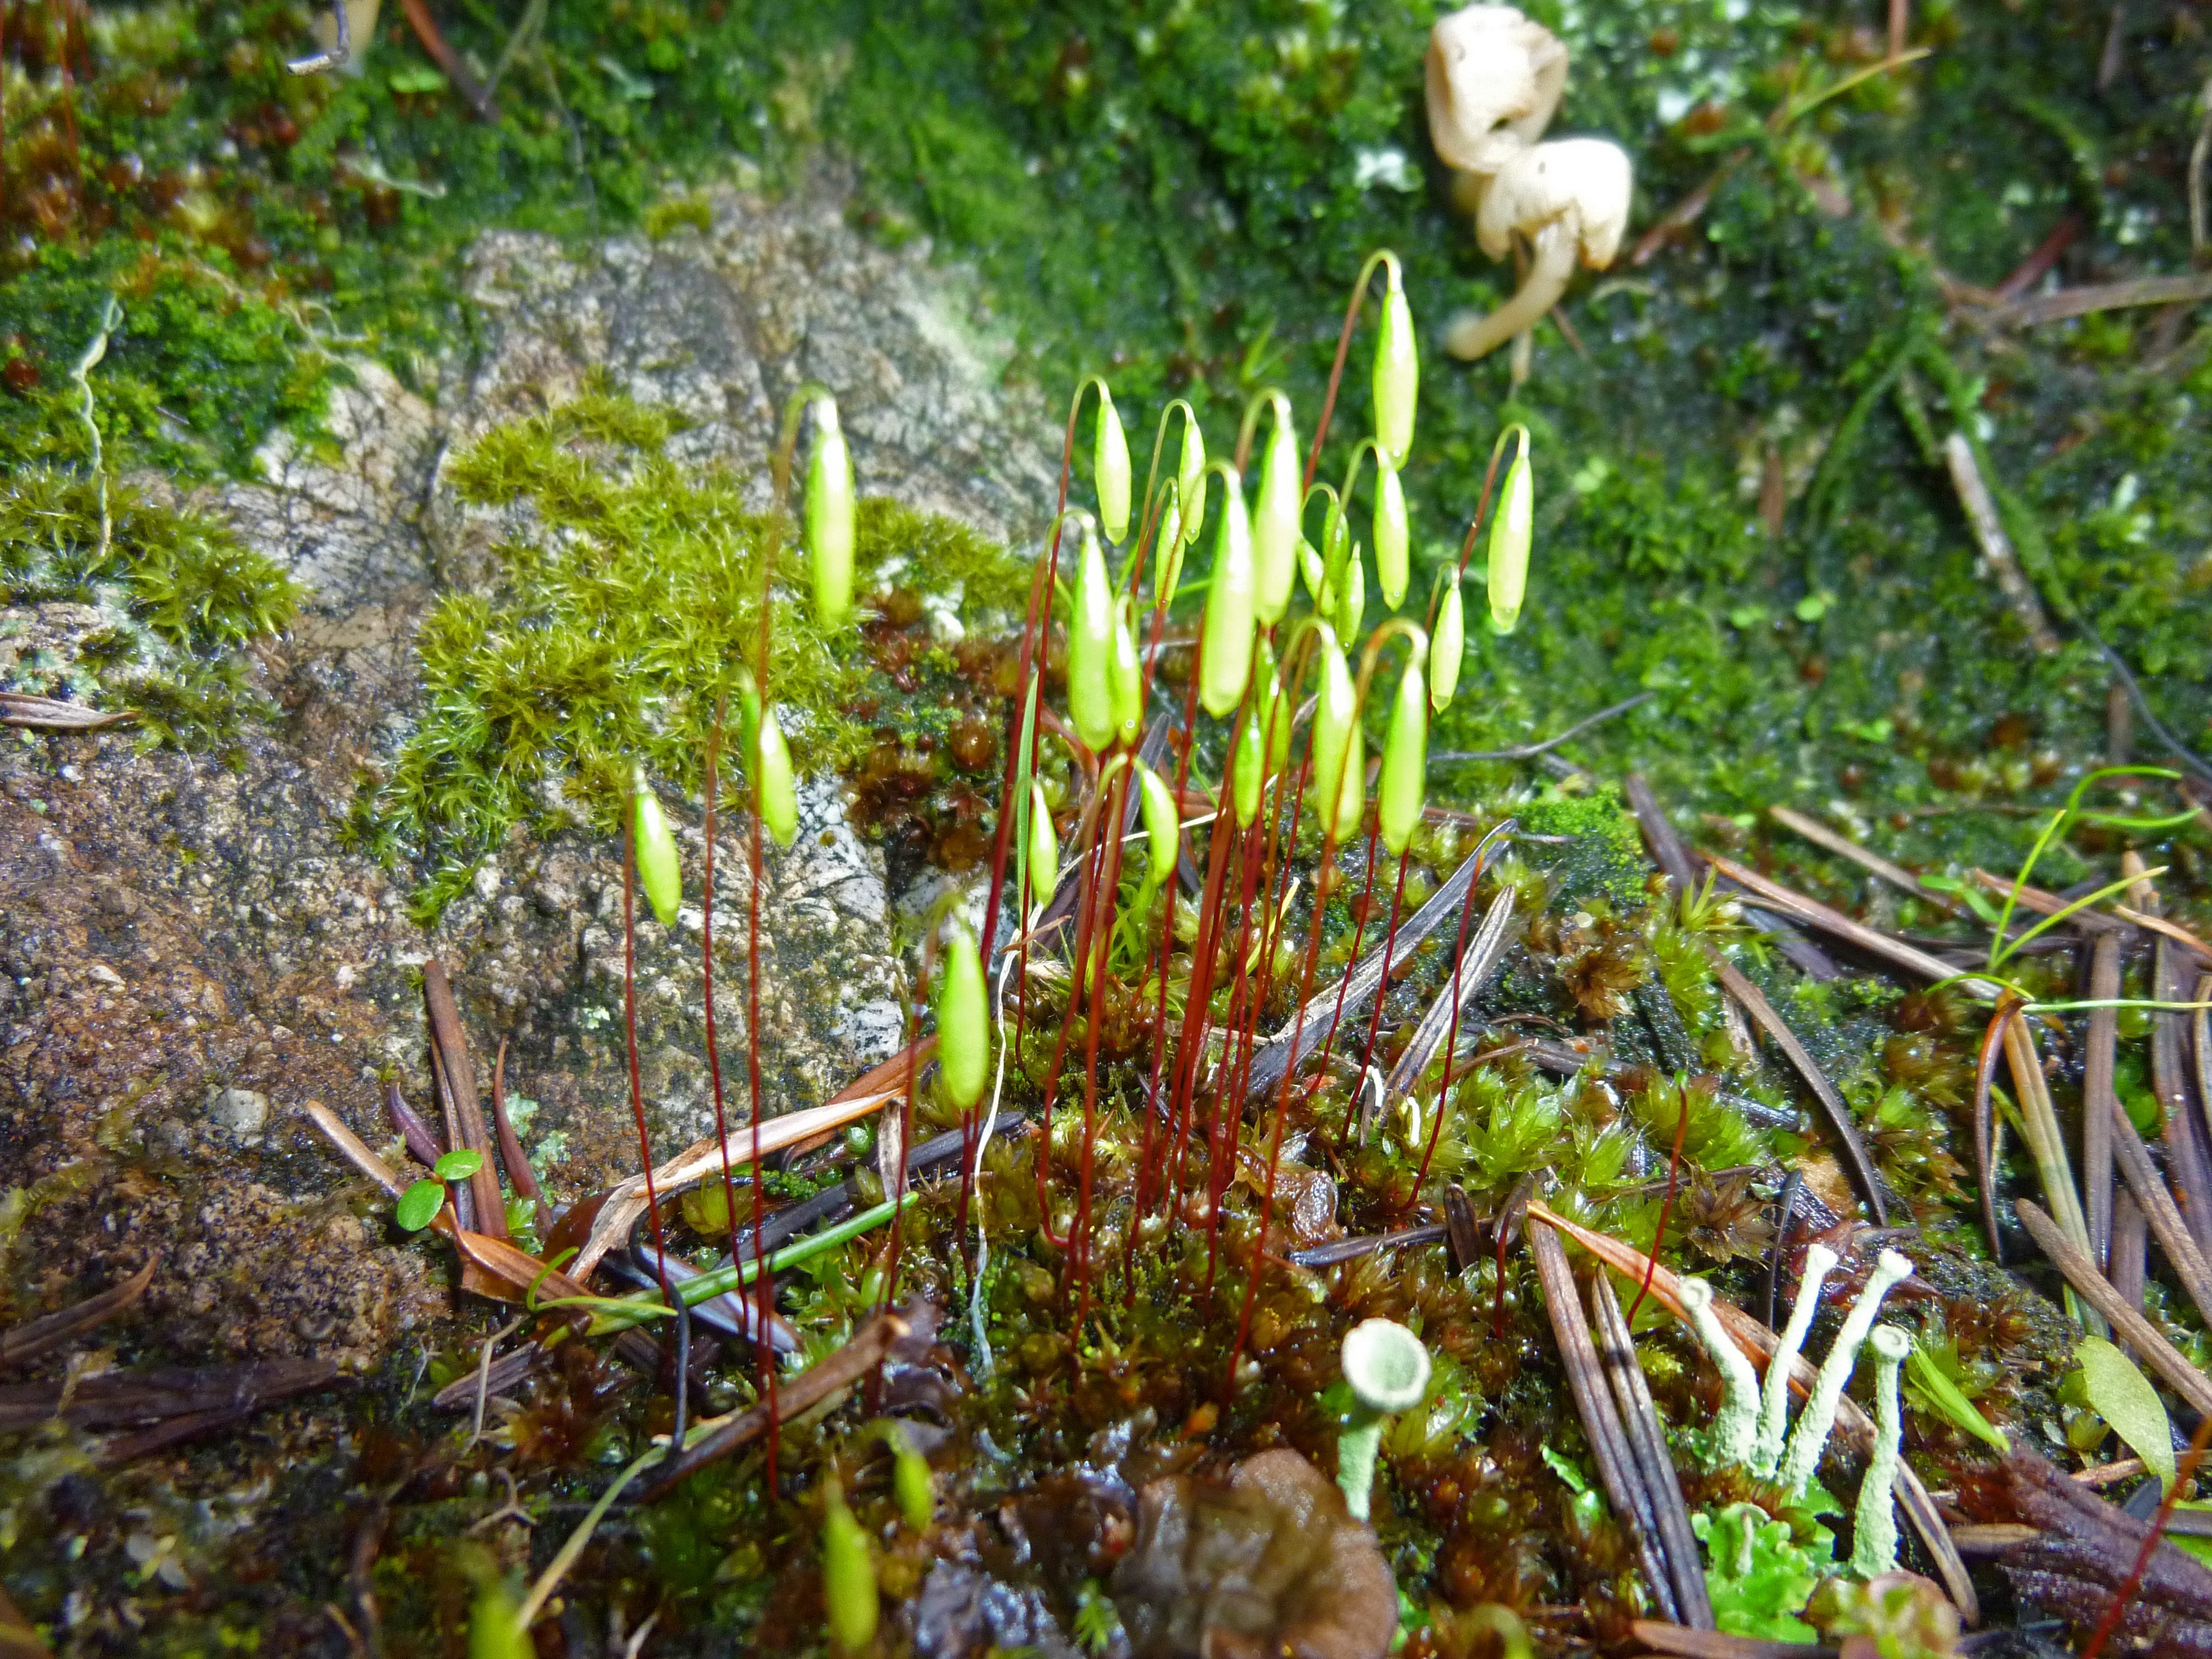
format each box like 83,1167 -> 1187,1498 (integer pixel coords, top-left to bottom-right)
1411,844 -> 1490,1198
2081,1410 -> 2212,1659
701,705 -> 746,1327
1627,1087 -> 1692,1322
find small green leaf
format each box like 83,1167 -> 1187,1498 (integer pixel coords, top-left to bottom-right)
2078,1334 -> 2176,1493
395,1178 -> 446,1232
1903,1343 -> 2009,1453
435,1149 -> 486,1182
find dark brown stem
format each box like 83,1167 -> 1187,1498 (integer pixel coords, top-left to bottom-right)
2080,1408 -> 2212,1659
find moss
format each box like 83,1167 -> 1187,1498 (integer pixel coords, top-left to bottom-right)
351,392 -> 1030,912
0,466 -> 297,741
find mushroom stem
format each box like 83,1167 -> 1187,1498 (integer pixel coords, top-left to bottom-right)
1753,1242 -> 1839,1475
1678,1278 -> 1761,1467
1850,1327 -> 1912,1578
1337,1411 -> 1387,1523
1336,1318 -> 1432,1522
1778,1250 -> 1913,1497
1446,222 -> 1579,362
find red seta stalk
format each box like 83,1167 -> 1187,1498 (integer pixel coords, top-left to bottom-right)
621,821 -> 676,1332
1627,1085 -> 1692,1322
700,703 -> 748,1346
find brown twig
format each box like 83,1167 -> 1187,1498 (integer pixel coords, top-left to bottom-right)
1994,213 -> 2085,301
1704,854 -> 2005,998
1767,805 -> 1960,916
2014,1199 -> 2212,1417
0,691 -> 134,729
2107,1100 -> 2212,1330
0,1256 -> 156,1369
2084,935 -> 2121,1268
1943,432 -> 2063,653
1987,270 -> 2212,328
394,0 -> 499,120
424,962 -> 505,1240
1529,1224 -> 1680,1623
1626,777 -> 1839,979
1590,1269 -> 1713,1628
639,1308 -> 909,1500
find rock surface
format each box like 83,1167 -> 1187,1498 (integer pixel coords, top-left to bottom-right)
0,174 -> 1052,1496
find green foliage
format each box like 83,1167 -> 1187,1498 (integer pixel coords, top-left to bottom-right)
1694,1502 -> 1829,1642
0,466 -> 297,739
434,1149 -> 486,1182
2075,1334 -> 2175,1493
1902,1342 -> 2008,1454
395,1178 -> 445,1233
348,394 -> 1025,910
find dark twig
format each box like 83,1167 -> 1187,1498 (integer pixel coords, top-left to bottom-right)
382,1081 -> 442,1172
1973,996 -> 2018,1261
0,1256 -> 156,1369
1590,1268 -> 1713,1628
490,1037 -> 547,1228
1529,1224 -> 1680,1623
1287,1225 -> 1447,1269
1764,1171 -> 1803,1331
1705,948 -> 1889,1224
1431,693 -> 1653,764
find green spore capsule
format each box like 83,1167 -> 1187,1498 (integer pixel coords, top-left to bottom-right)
1199,469 -> 1256,719
1095,385 -> 1131,545
1378,637 -> 1430,856
1138,762 -> 1179,891
820,1480 -> 880,1655
1230,703 -> 1265,825
879,1421 -> 936,1533
632,764 -> 681,926
1373,264 -> 1418,468
1430,573 -> 1465,712
1298,536 -> 1326,603
805,395 -> 856,629
1253,400 -> 1302,624
1310,624 -> 1357,826
753,703 -> 799,848
1027,778 -> 1058,912
1331,719 -> 1366,846
936,920 -> 989,1110
1153,479 -> 1187,603
1107,593 -> 1144,748
1374,451 -> 1409,610
1177,416 -> 1207,548
1066,519 -> 1118,750
1338,544 -> 1366,640
1488,428 -> 1533,635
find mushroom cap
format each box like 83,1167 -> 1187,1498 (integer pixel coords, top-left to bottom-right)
1474,137 -> 1634,267
1340,1318 -> 1431,1415
1867,1325 -> 1912,1363
1425,5 -> 1569,176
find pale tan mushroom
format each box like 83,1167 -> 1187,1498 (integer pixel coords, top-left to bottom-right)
1425,6 -> 1569,180
1445,136 -> 1632,362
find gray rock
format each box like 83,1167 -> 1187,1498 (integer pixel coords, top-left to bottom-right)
205,1086 -> 271,1142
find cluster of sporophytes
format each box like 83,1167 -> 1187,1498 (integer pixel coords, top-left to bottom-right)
316,249 -> 2089,1657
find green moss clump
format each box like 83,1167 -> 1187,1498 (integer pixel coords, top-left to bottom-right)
0,465 -> 298,742
351,392 -> 1027,914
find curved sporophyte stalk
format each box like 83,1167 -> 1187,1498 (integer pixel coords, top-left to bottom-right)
802,392 -> 857,628
1305,248 -> 1416,493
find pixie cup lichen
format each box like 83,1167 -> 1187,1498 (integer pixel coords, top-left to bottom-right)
1336,1318 -> 1431,1522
